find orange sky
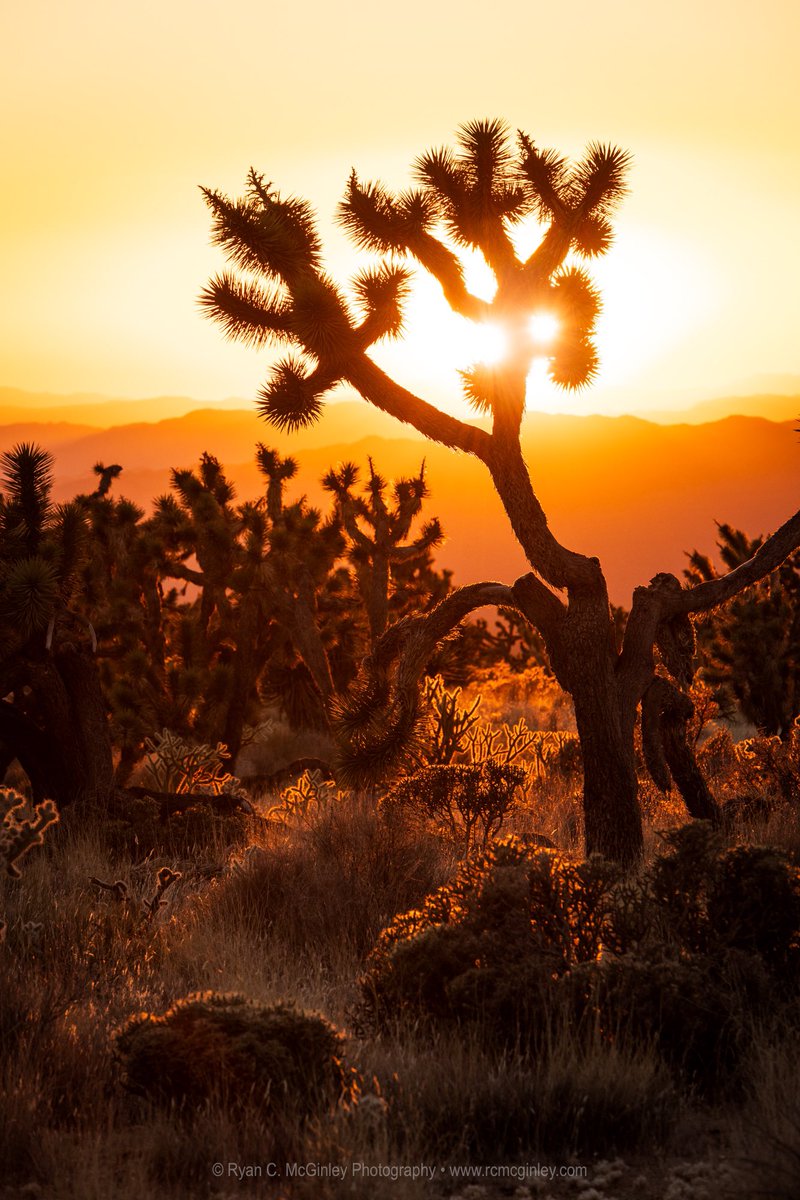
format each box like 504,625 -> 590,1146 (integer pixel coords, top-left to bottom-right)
2,0 -> 800,416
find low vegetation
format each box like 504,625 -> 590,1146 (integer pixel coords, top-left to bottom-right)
1,690 -> 799,1197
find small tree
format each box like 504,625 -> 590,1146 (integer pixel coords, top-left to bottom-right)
160,446 -> 346,745
686,523 -> 800,739
201,120 -> 800,864
323,458 -> 443,645
0,444 -> 115,806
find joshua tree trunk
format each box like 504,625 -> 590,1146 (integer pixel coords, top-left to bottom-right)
0,647 -> 115,808
221,599 -> 270,763
34,647 -> 115,807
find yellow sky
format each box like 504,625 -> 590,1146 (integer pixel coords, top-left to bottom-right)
2,0 -> 800,416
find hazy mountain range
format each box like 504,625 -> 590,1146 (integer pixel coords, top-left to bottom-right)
0,386 -> 797,607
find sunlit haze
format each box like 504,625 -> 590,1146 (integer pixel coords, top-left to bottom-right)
2,0 -> 799,417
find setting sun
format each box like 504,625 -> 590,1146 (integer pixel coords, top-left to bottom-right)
530,312 -> 560,347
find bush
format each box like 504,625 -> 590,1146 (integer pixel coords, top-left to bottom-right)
385,762 -> 526,850
359,824 -> 800,1093
115,992 -> 355,1116
563,948 -> 771,1093
358,837 -> 619,1036
102,790 -> 250,859
648,822 -> 800,987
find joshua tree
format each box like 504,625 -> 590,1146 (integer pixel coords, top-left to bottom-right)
0,444 -> 115,807
322,459 -> 443,645
159,446 -> 347,747
686,523 -> 800,739
200,120 -> 800,864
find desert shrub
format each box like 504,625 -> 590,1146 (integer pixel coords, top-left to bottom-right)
395,676 -> 545,850
734,728 -> 800,803
358,837 -> 620,1037
102,789 -> 250,859
563,948 -> 771,1094
385,761 -> 525,849
463,663 -> 575,730
359,824 -> 800,1094
647,822 -> 800,987
527,729 -> 583,782
699,724 -> 800,818
115,992 -> 355,1116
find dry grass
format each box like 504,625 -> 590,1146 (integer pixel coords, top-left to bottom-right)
1,707 -> 799,1198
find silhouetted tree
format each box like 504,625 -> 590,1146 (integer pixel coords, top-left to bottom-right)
686,523 -> 800,738
78,477 -> 177,781
92,462 -> 123,497
154,445 -> 358,746
0,444 -> 114,806
200,121 -> 800,863
322,459 -> 443,645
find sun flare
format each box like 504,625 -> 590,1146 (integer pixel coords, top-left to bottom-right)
370,216 -> 716,421
469,322 -> 508,366
529,312 -> 560,347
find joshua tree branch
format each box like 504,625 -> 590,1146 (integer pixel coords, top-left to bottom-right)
675,508 -> 800,614
337,580 -> 516,783
485,438 -> 601,590
640,675 -> 720,823
161,560 -> 205,586
343,355 -> 492,460
411,232 -> 493,320
391,581 -> 516,688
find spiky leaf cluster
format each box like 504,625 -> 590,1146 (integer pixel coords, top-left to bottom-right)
351,262 -> 412,341
256,356 -> 325,432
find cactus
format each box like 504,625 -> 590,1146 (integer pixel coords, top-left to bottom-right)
423,675 -> 482,765
141,728 -> 236,795
1,787 -> 59,880
1,785 -> 59,941
266,769 -> 339,826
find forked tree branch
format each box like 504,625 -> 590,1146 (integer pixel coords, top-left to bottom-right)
619,506 -> 800,714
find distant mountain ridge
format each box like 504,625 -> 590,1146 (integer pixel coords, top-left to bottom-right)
1,395 -> 794,607
2,382 -> 798,429
646,392 -> 800,425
